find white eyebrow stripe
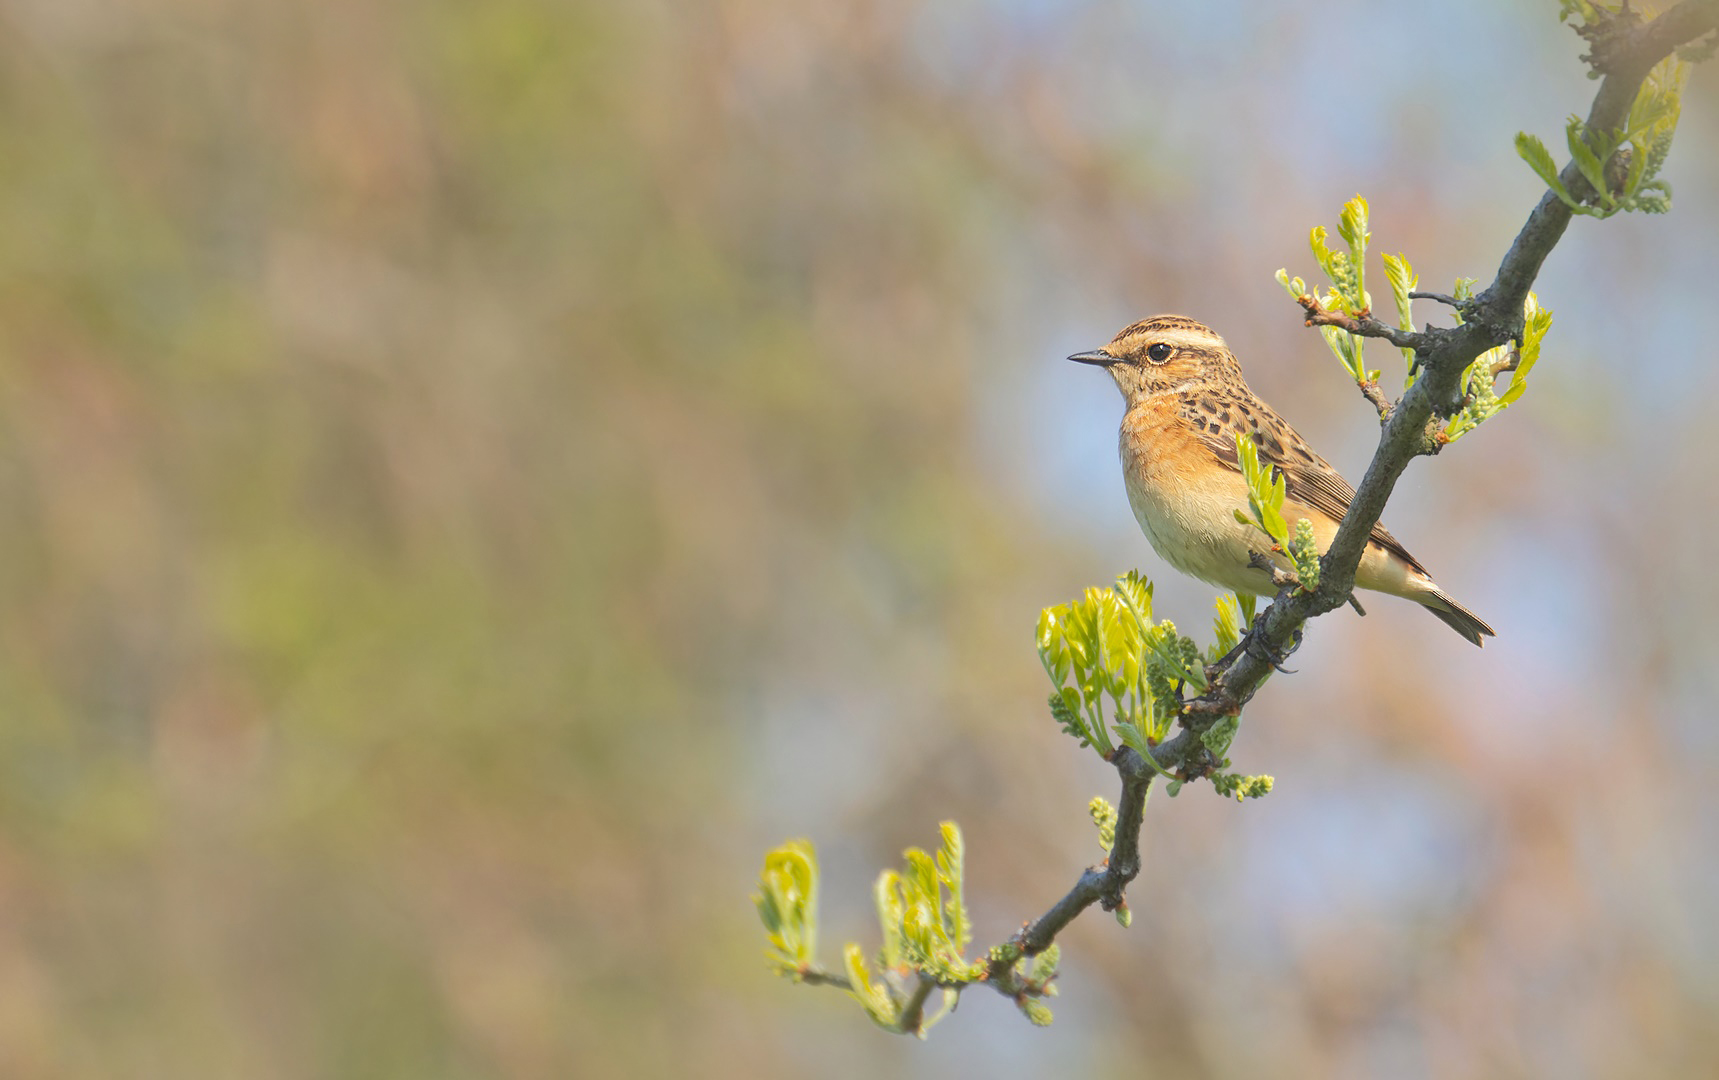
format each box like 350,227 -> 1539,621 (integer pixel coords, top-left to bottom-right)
1122,328 -> 1228,352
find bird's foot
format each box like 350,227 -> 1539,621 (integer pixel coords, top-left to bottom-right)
1244,624 -> 1301,674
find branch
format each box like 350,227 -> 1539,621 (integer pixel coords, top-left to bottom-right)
1357,379 -> 1392,420
1005,734 -> 1210,957
1582,0 -> 1719,74
988,0 -> 1718,1009
895,975 -> 939,1036
1292,296 -> 1406,418
1202,0 -> 1718,717
1295,292 -> 1429,353
1014,750 -> 1144,951
759,2 -> 1718,1037
795,966 -> 854,991
1407,290 -> 1466,309
1486,0 -> 1718,326
1022,8 -> 1719,956
1247,550 -> 1301,592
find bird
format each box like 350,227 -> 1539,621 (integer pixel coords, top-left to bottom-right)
1068,314 -> 1494,646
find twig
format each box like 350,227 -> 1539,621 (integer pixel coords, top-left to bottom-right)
895,975 -> 939,1036
1010,744 -> 1157,955
1583,0 -> 1718,74
1488,346 -> 1520,379
1407,290 -> 1466,309
796,966 -> 854,991
1295,292 -> 1429,353
1247,550 -> 1300,591
1357,378 -> 1392,420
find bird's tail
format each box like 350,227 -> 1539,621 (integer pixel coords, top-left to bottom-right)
1420,591 -> 1495,647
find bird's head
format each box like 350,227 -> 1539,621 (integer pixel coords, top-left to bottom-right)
1068,315 -> 1246,403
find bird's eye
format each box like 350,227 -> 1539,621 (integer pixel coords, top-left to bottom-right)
1146,343 -> 1173,363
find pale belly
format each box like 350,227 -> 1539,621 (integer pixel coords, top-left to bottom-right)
1120,440 -> 1278,596
1118,426 -> 1426,602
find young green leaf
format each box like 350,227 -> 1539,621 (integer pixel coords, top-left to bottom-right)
1445,291 -> 1552,441
1236,433 -> 1289,546
1274,267 -> 1307,300
874,869 -> 905,969
1211,593 -> 1243,661
1498,293 -> 1551,407
936,822 -> 972,954
1565,114 -> 1615,207
842,944 -> 900,1029
1336,194 -> 1371,310
1381,252 -> 1418,368
755,839 -> 820,974
1616,57 -> 1687,214
1515,132 -> 1568,193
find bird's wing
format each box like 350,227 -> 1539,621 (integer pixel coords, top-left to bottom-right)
1179,390 -> 1429,577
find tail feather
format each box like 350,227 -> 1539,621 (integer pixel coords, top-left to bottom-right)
1420,591 -> 1495,647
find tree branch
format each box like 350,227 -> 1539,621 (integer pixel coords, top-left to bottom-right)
895,975 -> 939,1036
1295,292 -> 1430,353
1176,0 -> 1719,726
991,0 -> 1719,990
1486,0 -> 1717,328
1011,749 -> 1145,950
1291,295 -> 1407,417
1356,378 -> 1393,421
794,966 -> 853,991
1247,550 -> 1301,592
767,1 -> 1719,1034
1407,290 -> 1466,309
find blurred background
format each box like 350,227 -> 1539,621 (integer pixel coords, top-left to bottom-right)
0,0 -> 1714,1076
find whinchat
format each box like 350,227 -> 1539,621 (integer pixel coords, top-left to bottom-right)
1070,315 -> 1494,646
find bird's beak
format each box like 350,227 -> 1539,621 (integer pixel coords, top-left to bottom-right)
1067,349 -> 1117,367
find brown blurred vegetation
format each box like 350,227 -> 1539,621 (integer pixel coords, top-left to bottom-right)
0,1 -> 1714,1077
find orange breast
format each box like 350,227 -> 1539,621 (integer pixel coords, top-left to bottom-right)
1117,397 -> 1268,593
1119,396 -> 1217,504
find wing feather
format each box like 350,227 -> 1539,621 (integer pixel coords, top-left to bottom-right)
1182,391 -> 1429,577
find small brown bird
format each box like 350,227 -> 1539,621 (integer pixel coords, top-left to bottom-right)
1070,315 -> 1494,646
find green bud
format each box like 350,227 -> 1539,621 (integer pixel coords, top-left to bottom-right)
1089,796 -> 1119,852
1031,944 -> 1061,983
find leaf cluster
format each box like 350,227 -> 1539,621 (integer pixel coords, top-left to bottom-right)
1233,435 -> 1320,593
1280,195 -> 1555,445
753,824 -> 1058,1035
1516,57 -> 1687,217
1038,571 -> 1272,799
1277,196 -> 1427,398
1036,571 -> 1205,762
756,840 -> 820,977
1381,252 -> 1420,375
1444,288 -> 1553,443
1277,195 -> 1380,386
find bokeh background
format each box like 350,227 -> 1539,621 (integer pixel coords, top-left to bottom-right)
0,0 -> 1714,1076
